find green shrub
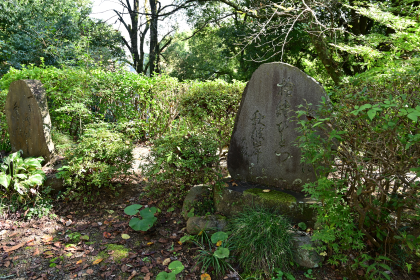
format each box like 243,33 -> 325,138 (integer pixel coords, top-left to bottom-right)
143,132 -> 219,208
0,89 -> 10,152
0,65 -> 185,139
58,122 -> 133,201
51,129 -> 76,155
229,206 -> 294,277
296,71 -> 420,270
0,150 -> 46,204
179,79 -> 245,153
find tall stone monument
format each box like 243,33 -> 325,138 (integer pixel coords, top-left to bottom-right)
5,80 -> 54,162
227,63 -> 328,191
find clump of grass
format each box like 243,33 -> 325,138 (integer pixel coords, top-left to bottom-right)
229,206 -> 294,277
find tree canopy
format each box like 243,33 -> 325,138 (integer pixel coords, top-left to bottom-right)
0,0 -> 125,75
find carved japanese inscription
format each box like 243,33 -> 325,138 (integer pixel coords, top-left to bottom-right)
227,63 -> 328,191
5,80 -> 54,162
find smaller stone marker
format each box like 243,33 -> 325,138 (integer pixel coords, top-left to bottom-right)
5,80 -> 54,162
227,63 -> 328,191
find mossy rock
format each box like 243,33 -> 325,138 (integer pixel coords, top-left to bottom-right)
244,188 -> 296,204
182,184 -> 213,220
214,185 -> 317,227
186,214 -> 228,235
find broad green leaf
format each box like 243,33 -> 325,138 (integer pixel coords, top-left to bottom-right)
124,204 -> 142,215
0,174 -> 11,188
140,207 -> 157,219
359,104 -> 372,110
23,157 -> 43,168
156,271 -> 176,280
407,111 -> 420,122
168,260 -> 184,274
129,217 -> 157,231
213,247 -> 229,259
367,109 -> 376,120
211,231 -> 228,243
129,217 -> 142,231
26,173 -> 44,186
15,174 -> 27,180
298,222 -> 307,230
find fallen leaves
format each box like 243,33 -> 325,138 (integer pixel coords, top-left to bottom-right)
42,235 -> 53,242
103,232 -> 112,239
4,241 -> 27,252
201,273 -> 211,280
162,258 -> 171,266
33,247 -> 40,256
127,270 -> 137,280
92,258 -> 103,265
140,266 -> 150,273
80,235 -> 89,241
121,234 -> 130,240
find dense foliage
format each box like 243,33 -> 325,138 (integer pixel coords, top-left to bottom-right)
0,151 -> 45,203
0,65 -> 245,142
143,132 -> 219,208
57,122 -> 133,201
179,79 -> 243,153
296,71 -> 420,275
1,0 -> 419,277
0,0 -> 125,76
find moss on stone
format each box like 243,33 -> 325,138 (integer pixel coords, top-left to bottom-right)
244,188 -> 296,204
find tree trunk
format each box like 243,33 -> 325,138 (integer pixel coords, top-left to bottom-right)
308,30 -> 342,85
149,0 -> 158,76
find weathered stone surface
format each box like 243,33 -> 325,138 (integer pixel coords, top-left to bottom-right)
5,80 -> 54,162
186,215 -> 227,235
227,63 -> 328,191
214,181 -> 317,227
42,156 -> 66,195
290,231 -> 324,268
182,185 -> 211,220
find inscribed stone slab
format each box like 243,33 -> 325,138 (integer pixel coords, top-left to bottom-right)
5,80 -> 54,162
227,63 -> 327,191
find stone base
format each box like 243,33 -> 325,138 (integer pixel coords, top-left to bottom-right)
214,179 -> 317,228
41,156 -> 66,195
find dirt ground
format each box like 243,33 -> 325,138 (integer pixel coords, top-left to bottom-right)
0,144 -> 419,280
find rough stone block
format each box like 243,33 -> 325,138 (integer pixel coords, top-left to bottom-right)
5,80 -> 54,162
227,63 -> 328,191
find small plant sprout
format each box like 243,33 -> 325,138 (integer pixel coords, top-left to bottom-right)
195,231 -> 233,277
124,204 -> 158,231
156,260 -> 184,280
